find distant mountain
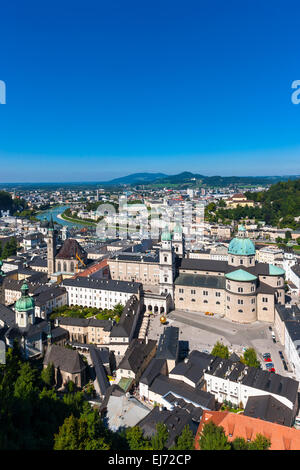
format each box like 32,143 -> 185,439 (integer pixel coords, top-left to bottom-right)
105,172 -> 300,188
106,172 -> 168,185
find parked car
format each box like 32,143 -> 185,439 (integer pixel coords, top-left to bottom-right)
263,353 -> 271,359
272,338 -> 276,343
266,362 -> 274,369
264,357 -> 272,362
269,368 -> 275,373
279,351 -> 284,359
282,360 -> 288,371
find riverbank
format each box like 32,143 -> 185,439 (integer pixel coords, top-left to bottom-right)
58,211 -> 97,226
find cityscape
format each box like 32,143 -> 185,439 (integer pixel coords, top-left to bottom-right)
1,0 -> 300,457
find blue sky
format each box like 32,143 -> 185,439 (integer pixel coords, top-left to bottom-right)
0,0 -> 300,182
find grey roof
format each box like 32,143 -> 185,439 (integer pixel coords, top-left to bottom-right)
43,344 -> 86,374
149,374 -> 215,410
34,286 -> 67,306
206,355 -> 299,405
174,273 -> 225,289
58,316 -> 113,331
28,257 -> 48,268
140,358 -> 167,386
117,338 -> 157,374
112,252 -> 159,263
275,305 -> 300,344
178,258 -> 285,279
89,345 -> 110,396
178,258 -> 228,273
0,304 -> 15,327
110,295 -> 140,338
137,405 -> 200,448
169,350 -> 214,386
62,276 -> 142,294
244,395 -> 294,427
5,318 -> 48,340
156,326 -> 179,361
291,264 -> 300,278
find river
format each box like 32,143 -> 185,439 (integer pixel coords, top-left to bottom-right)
36,205 -> 88,228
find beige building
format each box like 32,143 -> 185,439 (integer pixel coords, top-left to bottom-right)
226,193 -> 255,209
174,225 -> 285,324
108,252 -> 160,285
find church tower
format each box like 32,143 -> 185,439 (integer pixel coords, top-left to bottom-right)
159,226 -> 175,300
15,282 -> 35,328
47,216 -> 57,275
172,222 -> 185,256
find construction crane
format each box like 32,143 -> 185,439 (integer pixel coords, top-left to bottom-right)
75,252 -> 86,273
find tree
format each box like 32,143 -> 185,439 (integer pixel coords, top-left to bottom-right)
241,348 -> 260,368
53,410 -> 111,450
172,425 -> 195,450
248,433 -> 271,450
41,363 -> 55,387
211,341 -> 229,359
126,426 -> 152,450
198,421 -> 231,450
231,437 -> 249,450
151,423 -> 169,450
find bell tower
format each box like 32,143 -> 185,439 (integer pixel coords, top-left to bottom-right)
15,282 -> 35,328
159,226 -> 175,300
47,216 -> 57,275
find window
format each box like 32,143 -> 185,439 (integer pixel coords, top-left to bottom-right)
238,299 -> 243,305
238,287 -> 243,293
179,288 -> 184,293
215,292 -> 221,297
262,297 -> 268,303
203,291 -> 208,296
191,289 -> 196,294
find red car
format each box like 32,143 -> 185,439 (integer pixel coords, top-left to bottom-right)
269,368 -> 275,373
264,357 -> 272,362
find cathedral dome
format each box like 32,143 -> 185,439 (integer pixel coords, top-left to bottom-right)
228,226 -> 256,256
161,226 -> 172,241
15,282 -> 35,312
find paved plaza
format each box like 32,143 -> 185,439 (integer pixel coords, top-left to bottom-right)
146,308 -> 296,380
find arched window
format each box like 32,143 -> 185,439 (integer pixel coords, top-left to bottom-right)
70,261 -> 75,272
57,262 -> 61,272
238,309 -> 243,313
63,262 -> 67,272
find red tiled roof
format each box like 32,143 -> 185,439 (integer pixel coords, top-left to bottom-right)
195,411 -> 300,450
72,259 -> 108,278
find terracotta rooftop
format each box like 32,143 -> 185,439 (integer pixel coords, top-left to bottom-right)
195,410 -> 300,450
73,259 -> 108,278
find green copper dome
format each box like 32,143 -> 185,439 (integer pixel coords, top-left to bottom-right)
161,226 -> 172,241
225,269 -> 257,282
228,236 -> 256,256
15,282 -> 35,312
268,264 -> 285,276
